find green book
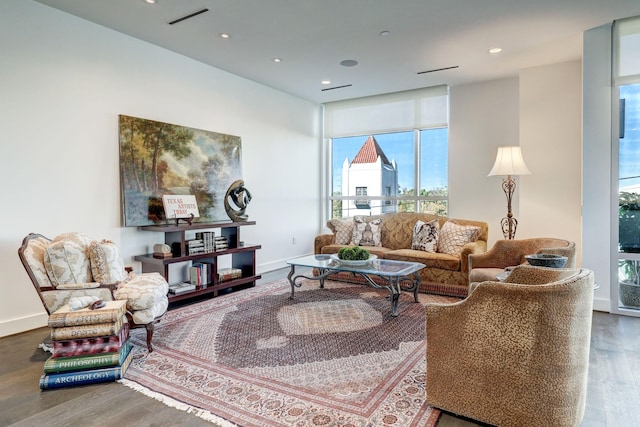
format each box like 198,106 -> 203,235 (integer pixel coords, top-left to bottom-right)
39,347 -> 133,390
43,339 -> 132,373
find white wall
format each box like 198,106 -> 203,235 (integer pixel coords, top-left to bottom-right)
449,64 -> 583,266
449,78 -> 521,245
519,60 -> 583,262
0,1 -> 321,337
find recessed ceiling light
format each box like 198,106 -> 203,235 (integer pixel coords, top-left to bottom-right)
489,47 -> 502,54
379,30 -> 390,37
340,59 -> 358,67
220,33 -> 230,39
144,0 -> 156,4
321,80 -> 331,85
273,58 -> 282,63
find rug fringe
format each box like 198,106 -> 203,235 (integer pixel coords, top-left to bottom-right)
118,379 -> 238,426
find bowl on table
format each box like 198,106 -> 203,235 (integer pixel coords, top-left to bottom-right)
525,253 -> 568,268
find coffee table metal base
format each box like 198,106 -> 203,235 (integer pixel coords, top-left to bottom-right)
287,266 -> 421,317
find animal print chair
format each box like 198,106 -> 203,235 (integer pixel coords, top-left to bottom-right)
468,237 -> 576,283
426,265 -> 594,426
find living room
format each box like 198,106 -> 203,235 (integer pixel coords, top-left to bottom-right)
1,1 -> 640,424
3,0 -> 633,335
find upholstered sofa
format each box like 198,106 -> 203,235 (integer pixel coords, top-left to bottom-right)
19,232 -> 169,351
314,212 -> 488,296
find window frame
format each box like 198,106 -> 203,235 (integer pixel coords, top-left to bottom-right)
326,128 -> 448,220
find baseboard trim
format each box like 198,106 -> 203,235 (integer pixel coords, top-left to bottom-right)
0,312 -> 48,338
593,297 -> 610,313
258,254 -> 312,275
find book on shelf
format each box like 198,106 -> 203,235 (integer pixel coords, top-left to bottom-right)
48,300 -> 127,328
168,282 -> 196,295
214,235 -> 228,251
44,339 -> 132,373
187,238 -> 207,255
218,267 -> 242,282
153,252 -> 172,258
50,316 -> 126,341
39,346 -> 134,390
189,265 -> 201,288
195,231 -> 215,252
191,262 -> 213,288
52,323 -> 130,358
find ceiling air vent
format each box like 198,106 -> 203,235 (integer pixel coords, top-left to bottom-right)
417,65 -> 459,75
321,84 -> 353,92
168,8 -> 209,25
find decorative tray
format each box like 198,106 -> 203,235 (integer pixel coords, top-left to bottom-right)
330,254 -> 377,266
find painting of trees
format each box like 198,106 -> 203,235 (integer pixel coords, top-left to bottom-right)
119,115 -> 243,226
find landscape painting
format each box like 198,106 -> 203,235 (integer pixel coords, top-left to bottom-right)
119,115 -> 243,226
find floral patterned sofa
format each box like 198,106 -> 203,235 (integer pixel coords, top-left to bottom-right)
19,232 -> 169,351
314,212 -> 489,296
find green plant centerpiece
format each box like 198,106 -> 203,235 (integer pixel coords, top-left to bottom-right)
619,191 -> 640,252
337,246 -> 370,261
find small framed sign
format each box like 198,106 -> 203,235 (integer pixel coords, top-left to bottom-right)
162,195 -> 200,223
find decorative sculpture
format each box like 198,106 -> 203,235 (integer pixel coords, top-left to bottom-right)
224,179 -> 252,222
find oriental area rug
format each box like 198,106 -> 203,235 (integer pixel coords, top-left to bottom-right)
121,278 -> 457,426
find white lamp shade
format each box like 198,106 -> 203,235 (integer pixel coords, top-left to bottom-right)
488,146 -> 531,176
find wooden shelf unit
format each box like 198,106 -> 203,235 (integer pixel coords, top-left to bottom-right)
134,221 -> 261,302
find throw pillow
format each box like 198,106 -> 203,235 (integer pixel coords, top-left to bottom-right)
88,239 -> 128,284
351,217 -> 383,247
43,240 -> 93,287
437,221 -> 481,255
411,219 -> 439,252
327,218 -> 355,245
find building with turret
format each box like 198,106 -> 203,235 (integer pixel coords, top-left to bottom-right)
341,135 -> 398,216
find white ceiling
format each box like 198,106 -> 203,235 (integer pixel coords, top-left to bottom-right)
35,0 -> 640,104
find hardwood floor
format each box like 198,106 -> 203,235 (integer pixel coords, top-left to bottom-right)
1,269 -> 639,426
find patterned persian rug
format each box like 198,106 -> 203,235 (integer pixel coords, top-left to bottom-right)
121,278 -> 457,426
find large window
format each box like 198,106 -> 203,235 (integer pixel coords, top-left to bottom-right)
614,16 -> 640,314
329,130 -> 447,218
617,83 -> 640,312
324,86 -> 449,220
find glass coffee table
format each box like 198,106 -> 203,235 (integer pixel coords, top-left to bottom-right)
286,254 -> 425,317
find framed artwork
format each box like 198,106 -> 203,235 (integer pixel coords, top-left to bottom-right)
119,115 -> 243,226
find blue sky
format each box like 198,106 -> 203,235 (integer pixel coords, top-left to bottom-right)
620,84 -> 640,190
332,129 -> 448,193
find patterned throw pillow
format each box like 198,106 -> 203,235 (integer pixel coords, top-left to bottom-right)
327,218 -> 355,245
88,239 -> 128,284
411,219 -> 439,252
437,221 -> 481,255
43,233 -> 93,287
351,216 -> 383,247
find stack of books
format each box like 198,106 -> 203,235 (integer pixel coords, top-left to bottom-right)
186,239 -> 205,255
214,236 -> 228,251
191,261 -> 213,288
195,231 -> 215,253
40,300 -> 133,390
218,267 -> 243,282
168,282 -> 196,295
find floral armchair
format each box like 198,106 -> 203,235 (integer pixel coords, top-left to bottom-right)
19,232 -> 169,352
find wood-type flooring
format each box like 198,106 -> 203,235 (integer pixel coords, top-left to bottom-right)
1,269 -> 639,426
